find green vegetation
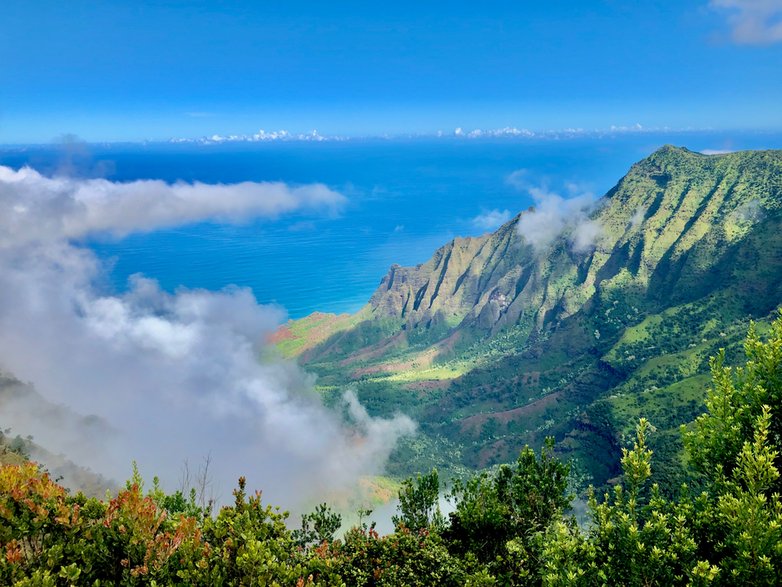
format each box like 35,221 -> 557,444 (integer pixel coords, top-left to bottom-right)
280,146 -> 782,490
3,316 -> 782,585
0,428 -> 31,467
274,310 -> 371,359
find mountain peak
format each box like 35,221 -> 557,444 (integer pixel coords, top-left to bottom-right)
654,144 -> 691,154
645,144 -> 701,163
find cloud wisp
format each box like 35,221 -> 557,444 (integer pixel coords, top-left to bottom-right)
710,0 -> 782,45
630,206 -> 647,229
700,148 -> 737,155
0,166 -> 413,510
507,170 -> 602,253
732,197 -> 765,223
471,209 -> 513,232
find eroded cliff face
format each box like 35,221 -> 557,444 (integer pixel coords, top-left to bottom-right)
362,146 -> 782,337
367,220 -> 523,330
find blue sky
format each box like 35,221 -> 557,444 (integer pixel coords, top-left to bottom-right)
2,0 -> 782,143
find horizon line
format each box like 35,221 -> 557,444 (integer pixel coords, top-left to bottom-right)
3,125 -> 782,149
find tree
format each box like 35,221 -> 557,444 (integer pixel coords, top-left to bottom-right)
682,314 -> 782,584
685,317 -> 782,494
541,314 -> 782,586
393,469 -> 445,532
293,503 -> 342,549
446,439 -> 570,583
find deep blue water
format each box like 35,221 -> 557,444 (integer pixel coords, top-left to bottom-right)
3,131 -> 781,318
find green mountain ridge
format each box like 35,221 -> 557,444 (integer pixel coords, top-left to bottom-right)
281,145 -> 782,489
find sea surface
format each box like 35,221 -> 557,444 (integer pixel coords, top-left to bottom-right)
2,131 -> 781,319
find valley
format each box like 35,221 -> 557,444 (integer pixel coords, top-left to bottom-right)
279,145 -> 782,491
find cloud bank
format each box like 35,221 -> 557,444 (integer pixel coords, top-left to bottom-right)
508,171 -> 602,252
710,0 -> 782,45
0,165 -> 345,245
0,166 -> 413,510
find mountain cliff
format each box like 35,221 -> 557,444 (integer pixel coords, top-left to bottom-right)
357,145 -> 781,332
279,146 -> 782,488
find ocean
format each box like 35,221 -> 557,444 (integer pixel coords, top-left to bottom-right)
2,131 -> 781,319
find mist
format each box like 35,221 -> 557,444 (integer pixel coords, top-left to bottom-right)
0,165 -> 415,511
733,197 -> 765,224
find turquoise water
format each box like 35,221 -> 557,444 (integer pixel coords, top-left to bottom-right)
3,132 -> 781,318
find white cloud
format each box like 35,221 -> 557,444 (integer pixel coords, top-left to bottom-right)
454,127 -> 535,139
508,170 -> 601,252
472,209 -> 513,232
0,165 -> 345,244
609,123 -> 644,132
710,0 -> 782,44
571,219 -> 603,253
0,165 -> 414,510
172,129 -> 338,144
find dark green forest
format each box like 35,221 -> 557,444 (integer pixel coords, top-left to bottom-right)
3,315 -> 782,586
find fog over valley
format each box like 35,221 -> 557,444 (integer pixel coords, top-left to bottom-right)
0,164 -> 415,509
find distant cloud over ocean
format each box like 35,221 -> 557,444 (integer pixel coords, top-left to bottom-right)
0,165 -> 346,243
169,124 -> 682,146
